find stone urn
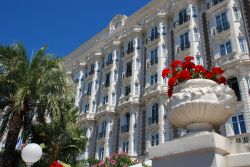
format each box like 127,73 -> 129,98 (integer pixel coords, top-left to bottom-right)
168,79 -> 237,133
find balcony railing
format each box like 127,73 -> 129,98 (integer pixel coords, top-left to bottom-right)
228,133 -> 250,148
148,117 -> 158,126
106,60 -> 113,66
105,82 -> 110,88
180,42 -> 190,51
121,125 -> 129,133
98,132 -> 106,140
174,15 -> 191,28
150,33 -> 160,42
207,0 -> 224,9
216,22 -> 230,34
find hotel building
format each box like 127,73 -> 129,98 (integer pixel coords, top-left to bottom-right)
64,0 -> 250,161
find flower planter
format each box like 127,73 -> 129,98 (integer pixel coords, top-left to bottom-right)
168,79 -> 237,133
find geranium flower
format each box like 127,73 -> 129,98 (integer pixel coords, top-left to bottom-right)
168,77 -> 177,88
211,67 -> 224,75
205,72 -> 213,79
170,60 -> 182,69
194,65 -> 206,73
184,56 -> 194,62
178,70 -> 191,81
217,76 -> 227,84
181,61 -> 195,70
168,88 -> 173,97
162,68 -> 171,78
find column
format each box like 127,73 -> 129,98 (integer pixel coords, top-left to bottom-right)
239,73 -> 250,133
159,97 -> 165,144
75,71 -> 84,107
128,112 -> 135,155
104,121 -> 111,158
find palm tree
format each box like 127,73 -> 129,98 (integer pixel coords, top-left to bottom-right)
29,105 -> 87,166
0,43 -> 74,166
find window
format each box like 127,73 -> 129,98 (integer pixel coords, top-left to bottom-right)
125,86 -> 131,96
90,64 -> 95,75
112,93 -> 116,105
216,12 -> 230,33
193,28 -> 199,41
107,53 -> 113,65
126,61 -> 132,77
150,27 -> 159,41
220,41 -> 232,56
92,102 -> 96,113
228,77 -> 241,101
192,5 -> 197,17
103,95 -> 109,105
135,83 -> 139,95
179,8 -> 189,25
246,77 -> 250,94
239,38 -> 247,53
122,141 -> 129,153
150,49 -> 158,65
87,83 -> 92,95
95,80 -> 98,90
233,7 -> 240,21
84,104 -> 89,113
151,134 -> 159,147
127,41 -> 134,54
105,73 -> 110,87
150,74 -> 158,85
114,70 -> 118,81
98,147 -> 104,160
180,32 -> 190,51
149,103 -> 159,125
162,26 -> 167,35
196,55 -> 202,65
232,114 -> 246,135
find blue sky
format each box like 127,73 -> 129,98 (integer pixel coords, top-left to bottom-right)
0,0 -> 151,58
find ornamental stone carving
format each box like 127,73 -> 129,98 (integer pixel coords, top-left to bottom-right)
168,79 -> 237,133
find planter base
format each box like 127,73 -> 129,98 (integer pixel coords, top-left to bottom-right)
186,123 -> 213,133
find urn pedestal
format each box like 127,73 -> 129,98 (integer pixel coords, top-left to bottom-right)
168,79 -> 237,133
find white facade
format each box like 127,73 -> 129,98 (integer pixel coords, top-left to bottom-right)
64,0 -> 250,161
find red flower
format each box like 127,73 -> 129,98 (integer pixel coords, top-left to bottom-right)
184,56 -> 194,62
211,67 -> 224,75
168,88 -> 173,97
181,61 -> 195,70
205,72 -> 213,79
194,65 -> 206,73
170,60 -> 182,69
217,76 -> 227,84
50,161 -> 63,167
162,68 -> 171,78
168,77 -> 177,88
178,70 -> 191,81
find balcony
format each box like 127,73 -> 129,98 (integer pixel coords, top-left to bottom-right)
176,42 -> 191,58
122,49 -> 135,61
206,0 -> 229,14
118,95 -> 140,108
147,58 -> 158,71
145,34 -> 160,48
121,125 -> 129,133
211,22 -> 231,41
148,117 -> 158,126
174,16 -> 191,33
96,105 -> 115,117
78,113 -> 95,123
122,72 -> 132,84
98,132 -> 106,140
228,133 -> 250,148
101,82 -> 110,92
103,60 -> 113,70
